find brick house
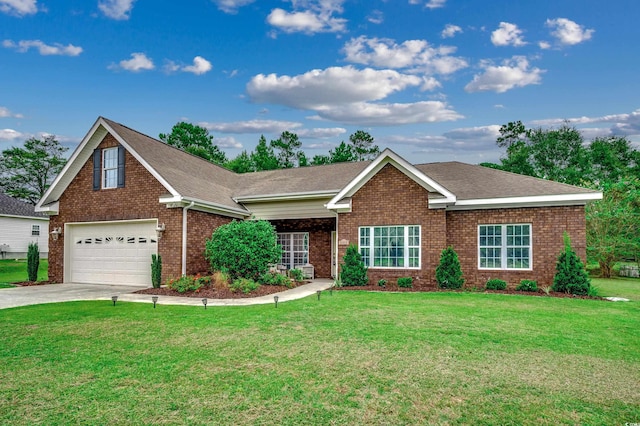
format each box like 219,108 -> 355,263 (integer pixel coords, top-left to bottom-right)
36,117 -> 601,288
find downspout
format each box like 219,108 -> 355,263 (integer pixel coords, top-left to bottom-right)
182,201 -> 195,276
333,210 -> 339,280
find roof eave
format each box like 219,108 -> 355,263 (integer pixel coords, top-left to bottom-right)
234,190 -> 338,203
446,192 -> 603,211
160,196 -> 250,219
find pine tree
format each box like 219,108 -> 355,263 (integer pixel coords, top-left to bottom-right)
553,232 -> 590,295
340,244 -> 368,286
436,246 -> 464,289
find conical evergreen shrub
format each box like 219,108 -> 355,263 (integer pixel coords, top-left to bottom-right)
436,246 -> 464,289
340,244 -> 368,286
553,232 -> 590,295
27,242 -> 39,282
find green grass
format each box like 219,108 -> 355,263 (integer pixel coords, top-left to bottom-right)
591,276 -> 640,301
0,292 -> 638,425
0,259 -> 48,284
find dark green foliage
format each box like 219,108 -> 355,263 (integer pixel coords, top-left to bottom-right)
485,278 -> 507,290
260,271 -> 293,288
224,150 -> 254,173
340,244 -> 368,286
151,254 -> 162,288
251,136 -> 279,171
270,131 -> 302,168
516,280 -> 538,292
205,220 -> 282,281
289,268 -> 304,283
0,135 -> 68,203
159,122 -> 227,165
553,233 -> 591,295
378,279 -> 387,287
167,275 -> 202,293
436,246 -> 464,289
230,278 -> 260,294
27,242 -> 39,282
397,277 -> 413,288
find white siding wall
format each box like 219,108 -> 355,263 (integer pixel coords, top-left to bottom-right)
0,216 -> 49,259
246,198 -> 334,220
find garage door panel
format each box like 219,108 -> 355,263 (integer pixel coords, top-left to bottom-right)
67,221 -> 157,286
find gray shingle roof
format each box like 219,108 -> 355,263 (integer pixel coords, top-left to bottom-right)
0,192 -> 47,218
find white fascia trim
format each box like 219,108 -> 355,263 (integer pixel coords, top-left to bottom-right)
35,201 -> 60,215
0,214 -> 49,221
100,119 -> 180,199
448,192 -> 603,210
234,190 -> 338,203
326,148 -> 456,210
160,196 -> 250,218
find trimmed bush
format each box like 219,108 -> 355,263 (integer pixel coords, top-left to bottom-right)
516,279 -> 538,292
397,277 -> 413,288
151,254 -> 162,288
553,232 -> 590,295
205,220 -> 282,281
436,246 -> 464,289
378,279 -> 387,287
485,278 -> 507,290
340,244 -> 368,286
27,242 -> 39,282
260,271 -> 293,288
230,278 -> 260,294
167,276 -> 202,293
289,268 -> 304,283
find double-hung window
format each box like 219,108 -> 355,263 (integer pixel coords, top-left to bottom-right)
359,225 -> 420,269
478,224 -> 532,270
31,225 -> 40,236
102,147 -> 118,189
277,232 -> 309,270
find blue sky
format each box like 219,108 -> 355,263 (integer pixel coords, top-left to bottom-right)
1,0 -> 639,164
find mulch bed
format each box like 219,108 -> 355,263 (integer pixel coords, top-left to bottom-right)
135,284 -> 294,299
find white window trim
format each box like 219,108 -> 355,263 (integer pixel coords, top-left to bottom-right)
277,232 -> 309,270
359,225 -> 421,269
478,223 -> 533,271
31,225 -> 40,236
102,147 -> 118,189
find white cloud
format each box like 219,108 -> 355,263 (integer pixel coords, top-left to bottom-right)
538,41 -> 551,49
0,106 -> 23,118
3,39 -> 83,56
267,0 -> 347,34
367,9 -> 383,24
465,56 -> 544,93
442,125 -> 501,140
211,0 -> 254,14
110,52 -> 154,72
546,18 -> 594,46
0,0 -> 36,15
311,101 -> 463,126
531,108 -> 640,137
491,22 -> 526,47
200,119 -> 303,134
98,0 -> 135,20
0,128 -> 24,140
215,136 -> 243,149
297,127 -> 347,138
247,66 -> 423,109
441,24 -> 462,38
342,36 -> 467,75
182,56 -> 212,75
408,0 -> 446,8
384,125 -> 500,157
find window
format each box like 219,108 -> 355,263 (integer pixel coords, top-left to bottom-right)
479,224 -> 531,270
277,232 -> 309,270
102,147 -> 118,189
31,225 -> 40,236
359,225 -> 421,269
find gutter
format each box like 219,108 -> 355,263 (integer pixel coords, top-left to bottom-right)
182,201 -> 195,276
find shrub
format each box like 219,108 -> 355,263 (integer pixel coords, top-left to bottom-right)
260,271 -> 293,288
378,279 -> 387,287
485,278 -> 507,290
516,279 -> 538,292
289,268 -> 304,283
397,277 -> 413,288
436,246 -> 464,289
27,242 -> 39,282
212,269 -> 230,290
151,254 -> 162,288
340,244 -> 368,286
167,275 -> 202,293
553,232 -> 590,295
205,220 -> 282,281
230,278 -> 260,294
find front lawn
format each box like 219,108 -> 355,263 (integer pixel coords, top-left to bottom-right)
0,292 -> 638,425
592,276 -> 640,301
0,259 -> 48,284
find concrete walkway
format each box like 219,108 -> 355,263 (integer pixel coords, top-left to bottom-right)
0,279 -> 335,310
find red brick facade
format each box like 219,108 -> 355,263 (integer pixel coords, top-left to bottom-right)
48,134 -> 231,283
337,163 -> 587,289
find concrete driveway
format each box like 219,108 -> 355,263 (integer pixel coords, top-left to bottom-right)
0,279 -> 335,310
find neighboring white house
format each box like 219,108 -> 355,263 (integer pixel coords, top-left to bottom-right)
0,192 -> 49,259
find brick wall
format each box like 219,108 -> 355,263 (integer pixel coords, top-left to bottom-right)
446,206 -> 586,287
337,163 -> 446,288
270,218 -> 336,278
185,209 -> 232,276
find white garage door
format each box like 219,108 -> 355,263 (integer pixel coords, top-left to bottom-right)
67,221 -> 158,286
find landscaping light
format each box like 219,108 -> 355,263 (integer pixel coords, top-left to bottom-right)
152,296 -> 158,308
202,298 -> 207,309
317,290 -> 321,301
111,295 -> 118,306
274,295 -> 279,308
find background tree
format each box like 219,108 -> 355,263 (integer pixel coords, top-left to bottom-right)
0,135 -> 68,204
225,150 -> 254,173
251,135 -> 279,171
587,136 -> 640,184
349,130 -> 379,161
270,131 -> 302,169
159,122 -> 227,165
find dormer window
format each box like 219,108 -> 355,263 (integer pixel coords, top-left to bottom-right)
102,147 -> 118,189
93,146 -> 125,190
